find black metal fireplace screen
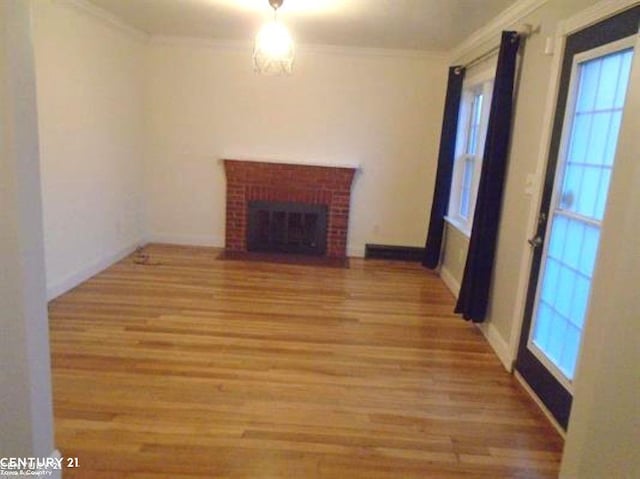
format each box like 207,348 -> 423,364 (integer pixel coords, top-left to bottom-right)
247,200 -> 328,256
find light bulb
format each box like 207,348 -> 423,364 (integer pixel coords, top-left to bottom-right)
255,21 -> 293,58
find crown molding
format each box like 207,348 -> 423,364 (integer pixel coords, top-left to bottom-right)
450,0 -> 548,63
149,36 -> 250,51
561,0 -> 640,35
53,0 -> 149,42
149,35 -> 448,61
298,43 -> 448,61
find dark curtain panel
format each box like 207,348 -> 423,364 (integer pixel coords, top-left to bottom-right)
422,66 -> 465,269
455,31 -> 521,322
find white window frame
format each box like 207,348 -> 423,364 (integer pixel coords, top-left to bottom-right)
447,70 -> 494,236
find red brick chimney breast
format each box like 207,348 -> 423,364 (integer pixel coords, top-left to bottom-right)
223,159 -> 357,258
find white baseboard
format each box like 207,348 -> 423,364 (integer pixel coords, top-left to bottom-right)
438,266 -> 513,372
147,234 -> 366,258
46,241 -> 141,301
146,233 -> 224,248
476,321 -> 514,372
439,265 -> 461,297
347,243 -> 365,258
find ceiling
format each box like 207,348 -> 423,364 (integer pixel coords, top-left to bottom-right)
86,0 -> 518,51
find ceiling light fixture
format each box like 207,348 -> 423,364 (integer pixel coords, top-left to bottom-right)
253,0 -> 294,75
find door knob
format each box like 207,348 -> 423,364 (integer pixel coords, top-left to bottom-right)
528,236 -> 543,249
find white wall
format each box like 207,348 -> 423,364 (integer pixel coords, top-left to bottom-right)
32,0 -> 146,298
0,0 -> 56,464
143,41 -> 447,255
439,222 -> 466,293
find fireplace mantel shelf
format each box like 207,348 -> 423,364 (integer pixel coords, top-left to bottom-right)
219,158 -> 360,171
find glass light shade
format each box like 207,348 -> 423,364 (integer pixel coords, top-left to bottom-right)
253,20 -> 294,74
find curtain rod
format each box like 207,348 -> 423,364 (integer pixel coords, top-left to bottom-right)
456,24 -> 534,73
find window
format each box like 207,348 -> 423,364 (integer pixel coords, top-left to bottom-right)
447,77 -> 493,234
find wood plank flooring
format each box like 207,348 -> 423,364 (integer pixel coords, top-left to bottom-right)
48,244 -> 563,478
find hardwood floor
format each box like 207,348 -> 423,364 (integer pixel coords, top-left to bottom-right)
48,244 -> 563,478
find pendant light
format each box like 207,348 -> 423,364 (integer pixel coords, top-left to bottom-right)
253,0 -> 294,74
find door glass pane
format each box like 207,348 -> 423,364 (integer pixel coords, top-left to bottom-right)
561,49 -> 633,219
531,47 -> 634,381
604,111 -> 622,165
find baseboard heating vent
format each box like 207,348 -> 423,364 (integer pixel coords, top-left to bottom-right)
364,244 -> 425,262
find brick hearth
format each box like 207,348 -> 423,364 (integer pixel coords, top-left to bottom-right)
223,159 -> 357,258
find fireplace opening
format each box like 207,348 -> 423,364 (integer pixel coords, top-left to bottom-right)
247,201 -> 328,256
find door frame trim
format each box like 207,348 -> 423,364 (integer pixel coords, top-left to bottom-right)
506,0 -> 640,369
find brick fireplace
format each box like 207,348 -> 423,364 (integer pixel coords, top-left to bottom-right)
223,159 -> 357,258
